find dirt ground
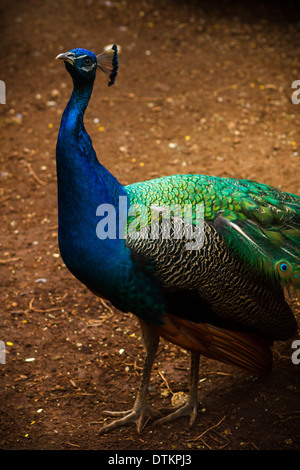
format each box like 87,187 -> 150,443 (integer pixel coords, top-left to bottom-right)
0,0 -> 299,452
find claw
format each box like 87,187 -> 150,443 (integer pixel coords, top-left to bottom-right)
99,404 -> 161,434
154,399 -> 199,427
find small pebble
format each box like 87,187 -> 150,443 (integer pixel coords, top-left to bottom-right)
171,392 -> 188,407
46,101 -> 57,107
50,89 -> 60,98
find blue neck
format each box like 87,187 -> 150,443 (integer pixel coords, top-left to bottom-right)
56,74 -> 128,291
57,75 -> 102,180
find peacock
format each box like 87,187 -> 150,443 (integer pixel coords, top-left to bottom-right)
55,45 -> 299,433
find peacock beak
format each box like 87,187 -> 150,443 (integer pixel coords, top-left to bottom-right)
55,52 -> 75,65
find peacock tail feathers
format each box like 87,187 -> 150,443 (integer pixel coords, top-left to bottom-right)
155,314 -> 273,375
126,174 -> 300,291
212,180 -> 300,292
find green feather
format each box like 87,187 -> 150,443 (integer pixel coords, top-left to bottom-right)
126,174 -> 300,291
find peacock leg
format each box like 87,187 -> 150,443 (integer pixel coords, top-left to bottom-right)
99,319 -> 161,433
154,351 -> 200,427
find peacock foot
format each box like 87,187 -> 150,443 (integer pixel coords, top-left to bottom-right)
99,402 -> 162,433
154,397 -> 199,427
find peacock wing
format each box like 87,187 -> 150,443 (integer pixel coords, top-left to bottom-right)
126,175 -> 300,292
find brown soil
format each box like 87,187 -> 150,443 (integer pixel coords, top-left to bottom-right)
1,0 -> 299,451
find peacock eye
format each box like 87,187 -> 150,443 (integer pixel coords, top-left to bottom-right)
83,57 -> 92,66
280,263 -> 288,271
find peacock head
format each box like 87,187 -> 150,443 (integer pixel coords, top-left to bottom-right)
56,45 -> 118,87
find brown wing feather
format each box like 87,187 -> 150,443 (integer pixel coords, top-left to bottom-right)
154,314 -> 273,375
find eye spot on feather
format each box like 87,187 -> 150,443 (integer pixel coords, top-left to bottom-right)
276,260 -> 292,279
